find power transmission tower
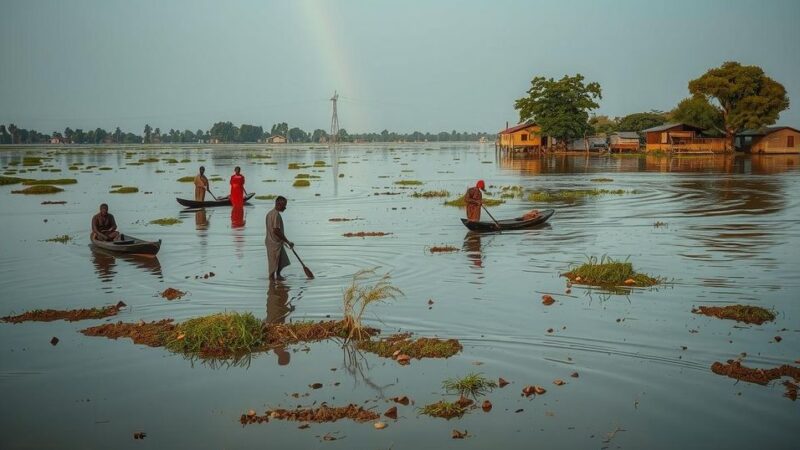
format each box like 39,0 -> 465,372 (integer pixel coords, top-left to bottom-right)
329,91 -> 339,149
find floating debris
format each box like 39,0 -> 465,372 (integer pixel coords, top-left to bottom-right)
160,288 -> 186,301
542,295 -> 555,305
41,200 -> 67,205
429,245 -> 458,253
451,429 -> 469,439
43,234 -> 72,243
328,217 -> 360,222
711,360 -> 800,386
527,189 -> 627,203
241,404 -> 379,425
420,400 -> 469,419
109,186 -> 139,194
255,195 -> 277,200
692,305 -> 775,325
149,217 -> 183,226
342,231 -> 392,238
80,319 -> 175,347
411,190 -> 449,198
3,301 -> 127,324
394,180 -> 423,186
358,332 -> 462,359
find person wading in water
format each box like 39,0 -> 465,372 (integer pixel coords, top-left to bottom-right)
230,166 -> 247,207
91,203 -> 120,241
265,196 -> 294,281
464,179 -> 487,222
194,166 -> 209,202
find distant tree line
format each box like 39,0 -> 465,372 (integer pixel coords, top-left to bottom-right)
0,121 -> 495,145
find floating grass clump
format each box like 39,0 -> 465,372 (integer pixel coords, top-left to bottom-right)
149,217 -> 182,226
343,231 -> 392,237
692,305 -> 775,325
242,404 -> 379,425
412,190 -> 450,198
109,186 -> 138,194
358,332 -> 462,359
164,158 -> 180,164
12,185 -> 63,194
444,195 -> 504,207
177,176 -> 195,182
294,173 -> 321,179
527,189 -> 626,203
288,162 -> 310,169
562,255 -> 662,287
443,373 -> 497,399
98,167 -> 113,171
165,312 -> 262,357
591,178 -> 614,182
342,269 -> 403,340
22,157 -> 43,166
138,157 -> 159,163
293,179 -> 310,187
394,180 -> 423,186
22,178 -> 77,185
255,194 -> 277,200
0,176 -> 28,185
3,301 -> 126,323
429,245 -> 458,253
420,400 -> 468,419
314,160 -> 326,166
44,234 -> 72,243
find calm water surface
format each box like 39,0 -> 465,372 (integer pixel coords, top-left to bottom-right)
1,144 -> 798,449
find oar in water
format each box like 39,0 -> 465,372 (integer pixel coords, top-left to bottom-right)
289,246 -> 315,279
481,205 -> 502,232
206,188 -> 219,201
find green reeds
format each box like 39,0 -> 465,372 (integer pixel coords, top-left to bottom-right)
419,400 -> 468,419
165,312 -> 262,357
11,185 -> 63,194
442,373 -> 497,399
411,190 -> 450,198
563,255 -> 662,287
341,269 -> 403,340
21,178 -> 77,185
527,189 -> 626,203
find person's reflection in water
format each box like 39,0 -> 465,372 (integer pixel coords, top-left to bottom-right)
91,250 -> 117,282
463,231 -> 483,269
91,249 -> 163,283
195,208 -> 209,230
266,280 -> 293,366
231,205 -> 246,259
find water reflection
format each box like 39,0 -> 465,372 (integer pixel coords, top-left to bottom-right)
194,209 -> 209,230
90,248 -> 163,282
463,231 -> 483,268
231,206 -> 245,228
266,281 -> 293,366
231,206 -> 246,259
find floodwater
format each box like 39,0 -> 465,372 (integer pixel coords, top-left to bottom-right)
1,144 -> 798,449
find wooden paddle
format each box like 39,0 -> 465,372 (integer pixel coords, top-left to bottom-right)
289,245 -> 315,279
206,187 -> 219,201
481,205 -> 502,231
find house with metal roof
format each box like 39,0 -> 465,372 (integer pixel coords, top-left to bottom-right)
567,136 -> 608,151
735,126 -> 799,154
608,132 -> 641,152
642,123 -> 729,153
498,122 -> 551,152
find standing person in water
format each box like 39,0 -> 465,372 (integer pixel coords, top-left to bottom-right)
194,166 -> 209,202
91,203 -> 120,241
464,179 -> 486,222
229,166 -> 247,207
265,196 -> 294,281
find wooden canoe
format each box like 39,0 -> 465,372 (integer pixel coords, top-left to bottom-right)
90,234 -> 161,255
460,209 -> 555,232
176,192 -> 255,208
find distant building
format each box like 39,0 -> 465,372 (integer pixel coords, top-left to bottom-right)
642,123 -> 728,153
608,132 -> 641,152
567,136 -> 607,151
267,135 -> 287,144
49,136 -> 63,144
736,126 -> 799,154
498,122 -> 551,152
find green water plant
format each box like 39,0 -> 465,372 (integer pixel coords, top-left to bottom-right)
165,312 -> 262,357
43,234 -> 72,243
444,195 -> 504,207
255,195 -> 277,200
21,178 -> 77,185
411,190 -> 450,198
394,180 -> 423,186
149,217 -> 183,226
12,185 -> 63,194
177,176 -> 195,182
563,255 -> 662,287
0,176 -> 27,185
342,269 -> 403,340
293,179 -> 310,187
527,189 -> 626,203
109,186 -> 139,194
419,400 -> 468,419
692,305 -> 775,325
442,373 -> 497,399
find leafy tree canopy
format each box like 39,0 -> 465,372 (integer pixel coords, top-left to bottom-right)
671,96 -> 724,136
514,74 -> 602,145
616,111 -> 667,133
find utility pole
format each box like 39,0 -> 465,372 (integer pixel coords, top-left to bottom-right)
330,90 -> 339,149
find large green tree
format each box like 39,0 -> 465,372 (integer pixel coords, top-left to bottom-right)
688,61 -> 789,146
616,111 -> 667,133
514,74 -> 602,147
671,96 -> 724,136
210,121 -> 236,142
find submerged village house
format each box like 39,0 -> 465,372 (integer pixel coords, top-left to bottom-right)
608,132 -> 641,152
642,123 -> 729,153
497,123 -> 552,152
735,127 -> 800,154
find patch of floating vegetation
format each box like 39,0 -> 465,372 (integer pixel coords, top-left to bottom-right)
176,176 -> 195,182
394,180 -> 423,186
443,373 -> 497,399
343,231 -> 392,237
21,178 -> 77,185
262,179 -> 276,182
241,404 -> 379,425
41,200 -> 67,205
68,166 -> 80,171
429,245 -> 458,253
711,359 -> 800,391
328,217 -> 360,222
109,186 -> 139,194
692,305 -> 775,325
357,332 -> 462,359
591,178 -> 614,182
288,163 -> 311,169
165,312 -> 262,357
293,179 -> 311,187
138,157 -> 159,163
149,217 -> 182,226
180,159 -> 191,163
81,319 -> 175,347
43,234 -> 72,243
444,195 -> 504,207
420,400 -> 469,419
164,158 -> 180,163
155,169 -> 165,173
2,301 -> 126,324
527,189 -> 626,203
0,176 -> 27,185
295,173 -> 321,179
22,157 -> 44,166
562,255 -> 662,287
412,190 -> 449,198
11,185 -> 63,194
98,167 -> 113,171
126,162 -> 144,166
255,195 -> 277,200
313,160 -> 326,166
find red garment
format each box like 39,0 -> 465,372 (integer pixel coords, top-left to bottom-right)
231,206 -> 245,228
230,173 -> 245,207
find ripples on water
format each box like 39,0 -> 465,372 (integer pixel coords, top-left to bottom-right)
1,145 -> 798,449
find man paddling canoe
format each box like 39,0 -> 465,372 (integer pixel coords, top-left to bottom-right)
464,179 -> 487,222
194,166 -> 209,201
265,196 -> 294,281
91,203 -> 120,241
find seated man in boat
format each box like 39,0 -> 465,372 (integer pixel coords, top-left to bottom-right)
91,203 -> 120,241
194,166 -> 209,202
464,179 -> 486,222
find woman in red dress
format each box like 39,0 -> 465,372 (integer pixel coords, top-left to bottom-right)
229,166 -> 246,207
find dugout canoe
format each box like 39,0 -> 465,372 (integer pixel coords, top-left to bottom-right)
90,234 -> 161,255
176,192 -> 255,208
460,209 -> 555,232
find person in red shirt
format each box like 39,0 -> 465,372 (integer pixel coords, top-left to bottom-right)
229,166 -> 247,207
465,179 -> 486,222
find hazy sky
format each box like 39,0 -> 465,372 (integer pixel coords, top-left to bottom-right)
1,0 -> 798,134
